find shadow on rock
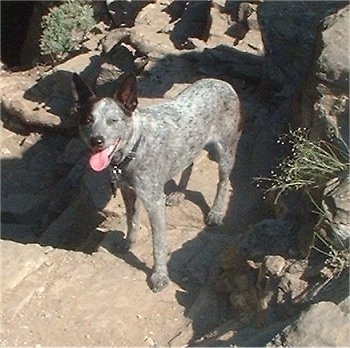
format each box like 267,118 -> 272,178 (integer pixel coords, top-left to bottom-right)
21,55 -> 102,130
168,227 -> 235,343
168,0 -> 212,50
1,130 -> 73,244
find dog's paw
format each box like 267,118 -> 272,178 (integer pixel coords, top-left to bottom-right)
150,272 -> 169,292
205,210 -> 224,226
165,191 -> 185,206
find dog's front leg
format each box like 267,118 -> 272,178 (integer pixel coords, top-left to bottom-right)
142,193 -> 169,292
120,187 -> 141,251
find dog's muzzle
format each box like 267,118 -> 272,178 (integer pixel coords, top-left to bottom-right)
88,138 -> 121,172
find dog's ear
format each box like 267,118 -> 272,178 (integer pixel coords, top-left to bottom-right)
115,73 -> 138,116
72,73 -> 95,110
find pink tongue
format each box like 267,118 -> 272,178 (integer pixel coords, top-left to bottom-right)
89,147 -> 111,172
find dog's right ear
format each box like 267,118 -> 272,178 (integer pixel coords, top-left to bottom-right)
115,73 -> 138,116
72,73 -> 95,110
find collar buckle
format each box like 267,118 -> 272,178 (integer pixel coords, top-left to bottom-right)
110,165 -> 122,197
109,136 -> 141,197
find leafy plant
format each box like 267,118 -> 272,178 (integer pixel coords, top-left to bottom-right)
255,128 -> 349,261
40,0 -> 96,63
256,128 -> 349,202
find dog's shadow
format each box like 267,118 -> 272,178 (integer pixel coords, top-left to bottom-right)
99,220 -> 234,341
101,230 -> 152,276
165,179 -> 211,217
97,180 -> 213,292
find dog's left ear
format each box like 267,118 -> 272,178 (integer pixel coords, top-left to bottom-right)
72,73 -> 95,110
115,73 -> 138,116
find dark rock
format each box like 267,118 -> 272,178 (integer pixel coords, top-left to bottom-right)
225,2 -> 255,45
257,1 -> 347,92
96,45 -> 136,97
40,162 -> 125,251
217,245 -> 309,327
56,137 -> 87,167
39,168 -> 107,249
106,0 -> 153,28
299,5 -> 349,142
19,2 -> 51,67
1,192 -> 49,225
42,157 -> 87,228
239,219 -> 295,261
196,44 -> 263,81
169,0 -> 212,50
162,0 -> 187,23
274,191 -> 319,257
1,224 -> 37,244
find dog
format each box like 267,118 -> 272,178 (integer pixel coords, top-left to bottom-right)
72,73 -> 243,292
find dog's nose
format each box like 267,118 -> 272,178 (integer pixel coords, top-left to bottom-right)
90,135 -> 104,149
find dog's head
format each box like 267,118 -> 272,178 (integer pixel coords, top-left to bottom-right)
72,73 -> 138,172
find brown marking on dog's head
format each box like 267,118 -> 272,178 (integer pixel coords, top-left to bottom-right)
114,73 -> 138,116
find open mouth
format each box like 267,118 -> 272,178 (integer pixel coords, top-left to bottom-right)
89,138 -> 121,172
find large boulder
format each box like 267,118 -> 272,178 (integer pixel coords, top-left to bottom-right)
0,52 -> 101,130
39,164 -> 125,251
257,1 -> 347,94
299,5 -> 349,142
37,135 -> 124,251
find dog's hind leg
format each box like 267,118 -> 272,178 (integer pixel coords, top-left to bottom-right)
205,141 -> 238,226
165,163 -> 193,206
120,186 -> 141,251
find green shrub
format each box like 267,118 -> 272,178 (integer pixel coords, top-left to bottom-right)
40,0 -> 96,63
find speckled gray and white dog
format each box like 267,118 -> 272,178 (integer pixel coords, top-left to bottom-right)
72,73 -> 243,292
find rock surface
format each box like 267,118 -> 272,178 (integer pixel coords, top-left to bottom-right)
299,5 -> 349,142
0,52 -> 101,130
268,301 -> 350,347
321,173 -> 350,248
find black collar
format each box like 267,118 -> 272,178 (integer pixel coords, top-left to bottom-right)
109,137 -> 141,197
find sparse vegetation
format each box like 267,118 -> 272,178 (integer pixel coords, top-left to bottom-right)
40,0 -> 96,63
256,129 -> 349,202
256,129 -> 349,260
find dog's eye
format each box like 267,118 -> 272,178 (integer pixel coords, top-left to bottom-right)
80,114 -> 93,125
108,118 -> 118,124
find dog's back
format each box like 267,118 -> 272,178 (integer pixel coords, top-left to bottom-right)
142,79 -> 240,132
137,79 -> 242,178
